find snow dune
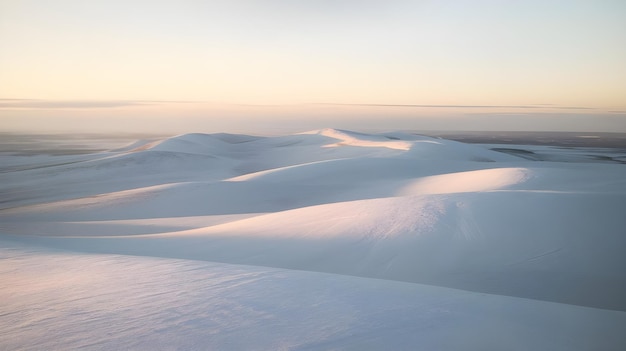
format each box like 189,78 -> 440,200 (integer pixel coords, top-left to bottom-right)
397,167 -> 531,195
2,242 -> 625,351
301,128 -> 414,150
2,129 -> 626,350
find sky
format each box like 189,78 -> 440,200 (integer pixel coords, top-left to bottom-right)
1,0 -> 625,133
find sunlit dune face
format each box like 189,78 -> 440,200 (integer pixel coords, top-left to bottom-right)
398,168 -> 531,195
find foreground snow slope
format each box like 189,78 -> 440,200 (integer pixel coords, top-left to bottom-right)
2,129 -> 626,349
2,242 -> 625,351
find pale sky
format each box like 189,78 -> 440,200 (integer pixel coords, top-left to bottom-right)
1,0 -> 625,133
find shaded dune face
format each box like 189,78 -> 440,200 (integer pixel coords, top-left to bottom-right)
2,129 -> 626,311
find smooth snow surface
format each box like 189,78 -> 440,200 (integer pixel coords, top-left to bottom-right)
2,129 -> 626,350
2,242 -> 626,351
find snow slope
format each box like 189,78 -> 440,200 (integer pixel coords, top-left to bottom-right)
1,129 -> 626,350
2,242 -> 625,351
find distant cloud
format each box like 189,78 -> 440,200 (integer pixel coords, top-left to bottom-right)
0,99 -> 197,109
0,99 -> 145,109
313,103 -> 597,110
0,99 -> 611,114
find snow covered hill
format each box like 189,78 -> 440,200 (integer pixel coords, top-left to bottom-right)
1,129 -> 626,350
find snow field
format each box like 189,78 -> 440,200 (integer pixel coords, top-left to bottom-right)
1,129 -> 625,350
